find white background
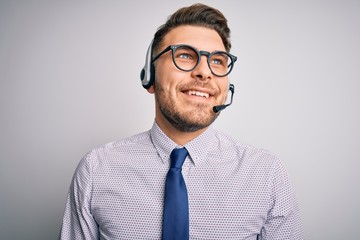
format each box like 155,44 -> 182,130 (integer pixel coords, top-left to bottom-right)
0,1 -> 359,239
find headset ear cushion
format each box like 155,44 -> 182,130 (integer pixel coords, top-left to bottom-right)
141,63 -> 154,89
140,68 -> 146,81
140,40 -> 155,89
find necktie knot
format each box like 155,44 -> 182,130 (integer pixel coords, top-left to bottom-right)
170,148 -> 188,169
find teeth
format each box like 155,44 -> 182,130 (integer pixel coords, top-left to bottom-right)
187,91 -> 209,98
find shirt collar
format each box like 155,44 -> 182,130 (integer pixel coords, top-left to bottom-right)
150,121 -> 216,166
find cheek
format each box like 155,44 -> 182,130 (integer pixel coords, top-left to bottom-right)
219,80 -> 230,98
154,62 -> 173,88
155,66 -> 184,92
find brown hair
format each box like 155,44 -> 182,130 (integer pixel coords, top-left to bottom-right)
152,3 -> 231,55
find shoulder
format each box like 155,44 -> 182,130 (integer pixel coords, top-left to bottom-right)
90,130 -> 151,156
212,129 -> 282,169
213,129 -> 276,156
78,130 -> 153,172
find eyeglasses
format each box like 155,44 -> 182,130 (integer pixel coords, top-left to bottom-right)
151,44 -> 237,77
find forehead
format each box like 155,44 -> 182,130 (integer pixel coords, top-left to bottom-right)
162,25 -> 225,52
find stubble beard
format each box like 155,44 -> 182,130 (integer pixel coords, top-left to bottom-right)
155,86 -> 219,133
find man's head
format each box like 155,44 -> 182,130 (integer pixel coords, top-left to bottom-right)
146,4 -> 236,142
152,3 -> 232,57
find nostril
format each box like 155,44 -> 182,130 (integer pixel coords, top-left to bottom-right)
195,73 -> 211,81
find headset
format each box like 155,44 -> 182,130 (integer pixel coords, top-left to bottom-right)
140,40 -> 155,89
139,40 -> 235,112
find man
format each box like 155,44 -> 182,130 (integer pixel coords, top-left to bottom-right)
59,3 -> 304,239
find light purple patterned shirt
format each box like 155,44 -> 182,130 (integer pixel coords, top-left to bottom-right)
59,122 -> 304,239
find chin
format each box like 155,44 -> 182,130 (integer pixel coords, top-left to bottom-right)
166,111 -> 218,133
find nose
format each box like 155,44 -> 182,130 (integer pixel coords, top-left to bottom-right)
191,55 -> 212,81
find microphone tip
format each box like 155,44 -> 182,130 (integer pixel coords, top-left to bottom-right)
213,105 -> 226,113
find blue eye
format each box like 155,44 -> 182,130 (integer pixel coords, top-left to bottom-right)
211,58 -> 223,65
178,53 -> 193,60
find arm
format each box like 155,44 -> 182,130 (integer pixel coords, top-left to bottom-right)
58,154 -> 99,239
259,158 -> 304,240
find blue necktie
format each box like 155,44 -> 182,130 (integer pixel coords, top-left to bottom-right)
162,148 -> 189,240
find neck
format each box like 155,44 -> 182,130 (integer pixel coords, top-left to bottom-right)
155,117 -> 207,146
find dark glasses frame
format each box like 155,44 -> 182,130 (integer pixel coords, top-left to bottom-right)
151,44 -> 237,77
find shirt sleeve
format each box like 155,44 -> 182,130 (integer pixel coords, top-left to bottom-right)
58,153 -> 99,239
259,157 -> 305,240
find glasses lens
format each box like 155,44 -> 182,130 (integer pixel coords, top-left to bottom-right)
173,46 -> 198,71
209,52 -> 233,76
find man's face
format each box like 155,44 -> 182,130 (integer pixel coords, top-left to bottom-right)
149,25 -> 229,133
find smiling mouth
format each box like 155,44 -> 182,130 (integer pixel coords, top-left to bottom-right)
184,90 -> 210,98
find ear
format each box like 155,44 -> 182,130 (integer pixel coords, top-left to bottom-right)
147,85 -> 155,94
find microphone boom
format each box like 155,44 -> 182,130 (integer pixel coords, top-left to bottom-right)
212,84 -> 235,113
